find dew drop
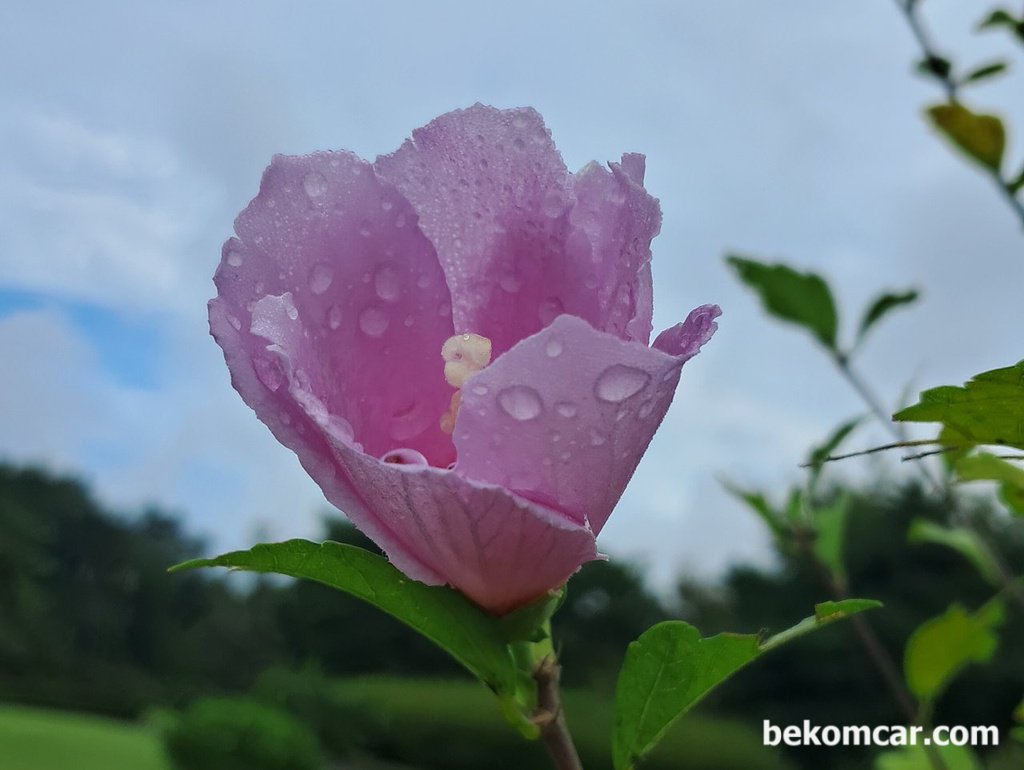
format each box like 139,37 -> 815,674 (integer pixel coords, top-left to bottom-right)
555,401 -> 577,418
359,220 -> 372,237
595,365 -> 650,403
512,114 -> 529,129
309,263 -> 334,295
590,430 -> 607,446
228,315 -> 242,331
358,306 -> 389,337
500,273 -> 522,293
374,264 -> 401,302
403,315 -> 414,327
471,383 -> 489,396
381,199 -> 393,211
284,297 -> 299,321
254,358 -> 285,392
638,399 -> 656,419
513,137 -> 526,150
328,305 -> 343,330
438,301 -> 452,317
303,171 -> 327,197
226,250 -> 244,267
545,337 -> 563,358
395,213 -> 407,228
538,296 -> 564,325
416,274 -> 431,289
497,385 -> 543,421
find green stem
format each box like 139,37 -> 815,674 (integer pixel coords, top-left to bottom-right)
533,657 -> 584,770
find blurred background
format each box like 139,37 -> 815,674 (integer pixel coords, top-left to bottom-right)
1,1 -> 1022,769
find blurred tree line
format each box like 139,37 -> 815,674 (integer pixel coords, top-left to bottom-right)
1,462 -> 1021,768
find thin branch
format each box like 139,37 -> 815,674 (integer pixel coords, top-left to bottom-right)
892,0 -> 1024,230
533,657 -> 584,770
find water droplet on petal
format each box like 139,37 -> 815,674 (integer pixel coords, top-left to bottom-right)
359,220 -> 372,237
358,307 -> 389,337
512,114 -> 529,129
381,199 -> 393,211
403,315 -> 414,327
309,263 -> 334,295
500,273 -> 522,293
254,357 -> 285,392
381,447 -> 429,466
374,264 -> 401,302
538,297 -> 564,325
328,305 -> 343,330
284,297 -> 299,321
595,365 -> 650,403
416,274 -> 430,289
228,315 -> 241,331
226,250 -> 243,267
590,430 -> 607,446
638,399 -> 656,419
438,301 -> 451,317
498,386 -> 543,421
471,383 -> 489,396
303,171 -> 327,197
513,137 -> 526,150
545,338 -> 563,358
555,401 -> 577,418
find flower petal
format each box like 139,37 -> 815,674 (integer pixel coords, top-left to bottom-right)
334,448 -> 600,614
374,106 -> 661,355
213,151 -> 456,466
453,310 -> 717,536
569,154 -> 661,345
221,288 -> 600,613
209,297 -> 446,586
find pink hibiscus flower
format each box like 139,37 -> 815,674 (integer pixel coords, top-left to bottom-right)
209,105 -> 719,614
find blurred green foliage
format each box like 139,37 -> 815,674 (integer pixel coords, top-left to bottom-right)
2,464 -> 1022,769
160,697 -> 321,770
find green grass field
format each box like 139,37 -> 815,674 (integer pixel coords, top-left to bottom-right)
0,705 -> 170,770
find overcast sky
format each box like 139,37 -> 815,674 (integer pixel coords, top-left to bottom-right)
1,0 -> 1021,591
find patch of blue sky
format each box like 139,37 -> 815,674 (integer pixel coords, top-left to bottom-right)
0,287 -> 164,390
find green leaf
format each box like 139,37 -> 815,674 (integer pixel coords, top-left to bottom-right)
875,743 -> 983,770
612,599 -> 880,770
172,540 -> 520,699
904,602 -> 1004,704
856,290 -> 919,344
726,255 -> 839,350
962,61 -> 1010,84
956,452 -> 1024,515
916,55 -> 952,80
978,9 -> 1018,31
908,519 -> 1001,584
893,361 -> 1024,451
926,103 -> 1006,172
812,495 -> 851,585
722,482 -> 786,540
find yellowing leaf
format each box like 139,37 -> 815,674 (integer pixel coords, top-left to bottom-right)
926,103 -> 1006,172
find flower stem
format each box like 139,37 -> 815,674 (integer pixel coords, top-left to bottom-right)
533,657 -> 584,770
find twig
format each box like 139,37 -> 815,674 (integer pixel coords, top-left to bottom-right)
533,657 -> 584,770
892,0 -> 1024,230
